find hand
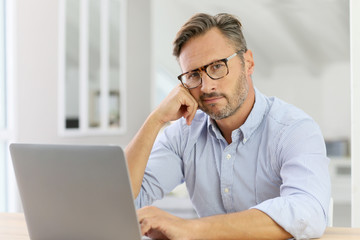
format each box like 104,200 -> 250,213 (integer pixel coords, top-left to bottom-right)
153,84 -> 198,126
137,206 -> 192,240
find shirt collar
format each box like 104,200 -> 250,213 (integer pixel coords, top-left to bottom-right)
207,87 -> 268,143
207,117 -> 223,140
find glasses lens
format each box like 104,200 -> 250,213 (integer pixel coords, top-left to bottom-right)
206,61 -> 228,79
181,71 -> 201,89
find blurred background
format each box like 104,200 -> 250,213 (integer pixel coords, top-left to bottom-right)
0,0 -> 353,227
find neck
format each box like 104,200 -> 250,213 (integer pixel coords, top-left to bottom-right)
215,87 -> 255,144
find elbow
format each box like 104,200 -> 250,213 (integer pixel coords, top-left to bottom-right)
290,212 -> 327,239
292,221 -> 326,240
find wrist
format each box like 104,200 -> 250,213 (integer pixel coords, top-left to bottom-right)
186,219 -> 204,240
148,110 -> 168,129
150,107 -> 170,126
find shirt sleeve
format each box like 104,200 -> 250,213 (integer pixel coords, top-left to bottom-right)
251,119 -> 331,239
135,120 -> 187,209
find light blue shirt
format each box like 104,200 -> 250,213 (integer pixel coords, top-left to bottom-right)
135,88 -> 331,239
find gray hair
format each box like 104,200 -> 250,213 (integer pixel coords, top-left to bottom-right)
173,13 -> 248,58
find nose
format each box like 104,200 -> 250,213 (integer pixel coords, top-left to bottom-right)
200,72 -> 217,93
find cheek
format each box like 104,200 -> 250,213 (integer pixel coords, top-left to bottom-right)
220,76 -> 235,93
189,89 -> 201,100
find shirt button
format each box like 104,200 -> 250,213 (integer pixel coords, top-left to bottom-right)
226,154 -> 231,159
243,138 -> 247,143
224,188 -> 229,193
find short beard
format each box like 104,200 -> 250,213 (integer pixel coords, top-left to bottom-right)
198,72 -> 248,120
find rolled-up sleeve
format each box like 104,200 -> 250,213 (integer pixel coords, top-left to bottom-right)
252,119 -> 331,239
135,121 -> 186,209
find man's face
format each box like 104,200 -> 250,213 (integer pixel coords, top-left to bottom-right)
178,28 -> 252,120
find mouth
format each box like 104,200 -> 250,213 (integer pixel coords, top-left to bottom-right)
201,96 -> 224,105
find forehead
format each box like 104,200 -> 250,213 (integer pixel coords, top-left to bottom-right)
178,28 -> 235,73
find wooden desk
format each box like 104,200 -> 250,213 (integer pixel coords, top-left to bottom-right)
0,213 -> 29,240
1,212 -> 360,239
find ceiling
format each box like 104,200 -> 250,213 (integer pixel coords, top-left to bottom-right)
153,0 -> 350,78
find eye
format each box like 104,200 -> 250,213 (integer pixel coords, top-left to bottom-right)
209,62 -> 226,72
187,71 -> 200,80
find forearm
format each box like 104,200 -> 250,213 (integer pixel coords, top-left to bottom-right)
126,85 -> 197,199
125,111 -> 165,198
189,209 -> 292,240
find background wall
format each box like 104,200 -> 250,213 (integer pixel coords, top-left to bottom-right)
351,0 -> 360,227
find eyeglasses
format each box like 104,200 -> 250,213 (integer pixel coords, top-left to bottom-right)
177,50 -> 245,89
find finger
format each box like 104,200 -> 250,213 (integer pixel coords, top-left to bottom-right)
137,206 -> 160,223
187,98 -> 198,125
141,217 -> 170,240
183,95 -> 198,125
177,87 -> 198,125
140,218 -> 152,236
137,206 -> 152,224
140,216 -> 165,239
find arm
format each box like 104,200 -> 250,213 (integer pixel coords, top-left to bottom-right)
125,85 -> 198,198
252,119 -> 330,239
138,206 -> 292,240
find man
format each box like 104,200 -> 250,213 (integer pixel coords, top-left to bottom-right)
126,13 -> 331,240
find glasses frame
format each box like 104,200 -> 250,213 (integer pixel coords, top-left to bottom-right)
177,50 -> 245,89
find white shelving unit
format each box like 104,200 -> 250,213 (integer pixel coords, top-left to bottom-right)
329,157 -> 351,227
329,157 -> 351,204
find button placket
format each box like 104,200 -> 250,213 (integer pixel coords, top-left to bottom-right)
220,148 -> 235,212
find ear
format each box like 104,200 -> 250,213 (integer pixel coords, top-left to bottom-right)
244,50 -> 255,76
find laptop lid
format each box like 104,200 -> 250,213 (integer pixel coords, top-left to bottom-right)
10,143 -> 143,240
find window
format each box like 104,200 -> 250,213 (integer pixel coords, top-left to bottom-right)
0,0 -> 7,211
59,0 -> 126,136
0,0 -> 16,212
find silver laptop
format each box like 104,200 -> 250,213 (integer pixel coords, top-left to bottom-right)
10,143 -> 145,240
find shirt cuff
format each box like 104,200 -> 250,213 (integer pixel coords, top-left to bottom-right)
250,197 -> 326,239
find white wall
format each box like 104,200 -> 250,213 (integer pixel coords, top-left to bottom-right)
14,0 -> 151,148
254,62 -> 351,141
351,0 -> 360,228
